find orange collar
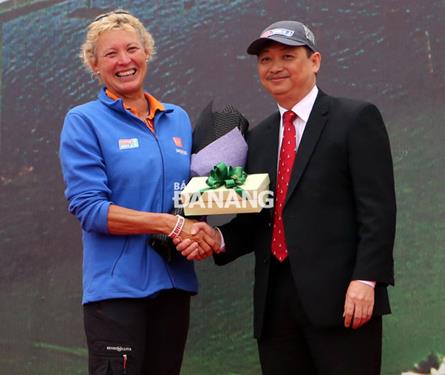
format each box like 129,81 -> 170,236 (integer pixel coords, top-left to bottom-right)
105,89 -> 165,120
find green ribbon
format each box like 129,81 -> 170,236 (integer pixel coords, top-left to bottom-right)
202,162 -> 247,197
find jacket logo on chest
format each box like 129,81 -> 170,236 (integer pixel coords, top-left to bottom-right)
118,138 -> 139,150
173,136 -> 187,155
172,136 -> 183,148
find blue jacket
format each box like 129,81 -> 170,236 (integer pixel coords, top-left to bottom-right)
59,88 -> 198,304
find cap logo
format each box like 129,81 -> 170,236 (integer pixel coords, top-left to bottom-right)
261,28 -> 295,38
303,25 -> 315,45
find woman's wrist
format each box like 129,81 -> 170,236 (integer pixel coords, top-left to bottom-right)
153,213 -> 177,235
168,215 -> 185,239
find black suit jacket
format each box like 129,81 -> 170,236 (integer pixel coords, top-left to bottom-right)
215,90 -> 396,339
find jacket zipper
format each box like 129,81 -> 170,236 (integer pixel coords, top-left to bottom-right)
130,111 -> 175,286
127,108 -> 165,212
152,129 -> 165,213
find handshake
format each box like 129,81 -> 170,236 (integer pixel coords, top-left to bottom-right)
172,220 -> 223,261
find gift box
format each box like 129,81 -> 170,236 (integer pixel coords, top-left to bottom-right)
180,172 -> 271,216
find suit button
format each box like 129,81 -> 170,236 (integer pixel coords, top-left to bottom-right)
263,257 -> 270,264
267,222 -> 272,227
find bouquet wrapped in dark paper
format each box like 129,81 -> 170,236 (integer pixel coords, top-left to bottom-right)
181,102 -> 270,216
190,101 -> 249,176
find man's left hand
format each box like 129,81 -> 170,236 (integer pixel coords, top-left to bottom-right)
343,280 -> 375,329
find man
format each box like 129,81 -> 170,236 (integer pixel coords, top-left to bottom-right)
178,20 -> 396,375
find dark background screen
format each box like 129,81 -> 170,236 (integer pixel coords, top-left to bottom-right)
1,1 -> 444,374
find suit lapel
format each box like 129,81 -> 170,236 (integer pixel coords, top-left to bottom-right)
250,112 -> 280,221
285,91 -> 330,205
256,112 -> 280,192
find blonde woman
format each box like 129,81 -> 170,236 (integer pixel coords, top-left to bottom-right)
59,10 -> 216,374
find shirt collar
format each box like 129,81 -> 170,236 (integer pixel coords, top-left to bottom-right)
105,88 -> 165,120
277,85 -> 319,123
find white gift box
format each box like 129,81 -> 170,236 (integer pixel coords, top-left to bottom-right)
180,173 -> 271,215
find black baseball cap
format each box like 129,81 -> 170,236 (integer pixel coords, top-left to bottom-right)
247,20 -> 316,55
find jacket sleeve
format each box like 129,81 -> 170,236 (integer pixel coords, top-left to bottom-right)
213,212 -> 259,265
348,103 -> 396,285
59,111 -> 112,234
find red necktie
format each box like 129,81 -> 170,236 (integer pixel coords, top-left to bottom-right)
271,110 -> 297,262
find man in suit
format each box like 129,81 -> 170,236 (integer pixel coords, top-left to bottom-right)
177,20 -> 396,375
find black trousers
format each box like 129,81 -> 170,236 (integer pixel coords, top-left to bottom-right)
258,258 -> 382,375
83,289 -> 191,375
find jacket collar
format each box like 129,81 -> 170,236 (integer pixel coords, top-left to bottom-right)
97,88 -> 174,116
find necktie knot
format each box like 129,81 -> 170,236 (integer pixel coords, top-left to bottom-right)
283,110 -> 297,125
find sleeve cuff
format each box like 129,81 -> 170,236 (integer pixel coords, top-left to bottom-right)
356,280 -> 376,288
214,227 -> 225,253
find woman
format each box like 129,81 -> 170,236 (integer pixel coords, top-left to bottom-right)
59,10 -> 215,375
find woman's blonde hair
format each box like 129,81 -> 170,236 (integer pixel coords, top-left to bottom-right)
80,10 -> 155,74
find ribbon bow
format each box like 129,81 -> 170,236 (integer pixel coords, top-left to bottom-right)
203,162 -> 247,196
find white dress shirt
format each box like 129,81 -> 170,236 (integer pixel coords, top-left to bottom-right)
277,84 -> 319,162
